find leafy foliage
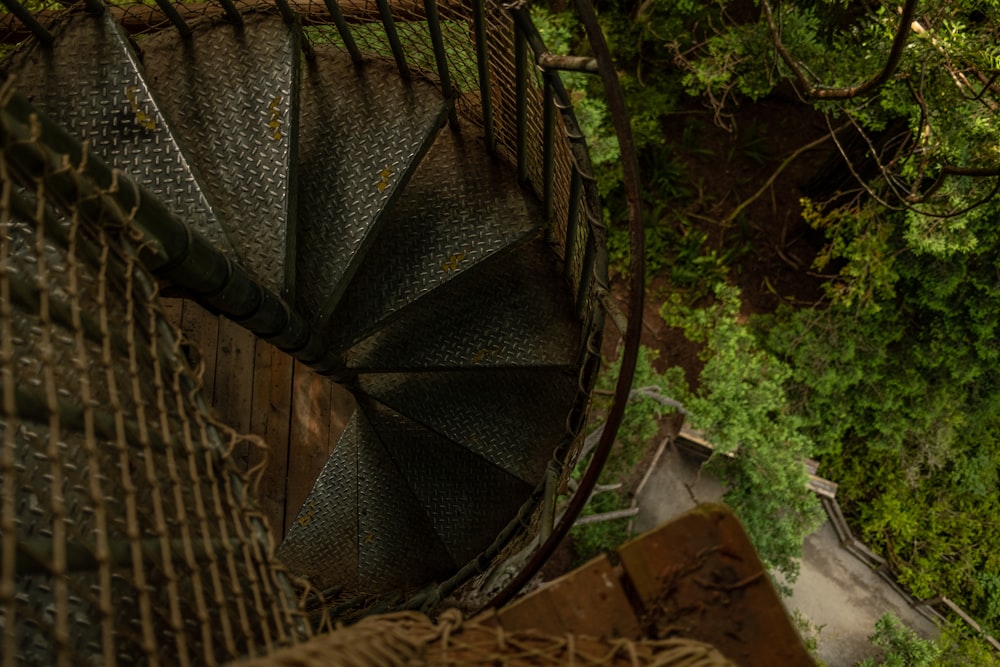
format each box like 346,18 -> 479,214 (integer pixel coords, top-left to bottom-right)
932,621 -> 1000,667
570,347 -> 686,564
790,609 -> 827,667
758,240 -> 1000,629
662,285 -> 824,586
549,0 -> 1000,637
858,613 -> 941,667
857,614 -> 1000,667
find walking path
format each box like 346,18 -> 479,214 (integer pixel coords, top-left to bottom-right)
631,444 -> 939,666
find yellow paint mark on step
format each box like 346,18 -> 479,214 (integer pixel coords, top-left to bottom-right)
268,95 -> 283,140
124,86 -> 156,131
297,501 -> 317,527
441,252 -> 466,272
471,347 -> 502,363
376,164 -> 395,193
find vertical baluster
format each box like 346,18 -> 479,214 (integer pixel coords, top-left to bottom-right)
564,167 -> 582,284
542,77 -> 555,221
322,0 -> 363,65
424,0 -> 458,127
153,0 -> 192,37
576,217 -> 597,318
0,0 -> 53,45
274,0 -> 315,60
471,0 -> 495,153
514,23 -> 527,183
274,0 -> 295,23
376,0 -> 410,79
217,0 -> 244,26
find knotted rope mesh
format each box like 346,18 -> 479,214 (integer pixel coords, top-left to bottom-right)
237,610 -> 737,667
0,88 -> 307,665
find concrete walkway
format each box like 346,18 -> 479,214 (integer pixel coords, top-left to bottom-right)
632,444 -> 939,667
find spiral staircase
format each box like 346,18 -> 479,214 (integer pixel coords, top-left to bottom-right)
0,0 -> 614,662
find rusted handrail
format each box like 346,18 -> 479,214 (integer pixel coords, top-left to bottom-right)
487,0 -> 644,609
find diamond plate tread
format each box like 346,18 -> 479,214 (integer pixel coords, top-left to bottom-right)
140,15 -> 299,296
360,398 -> 533,566
277,412 -> 359,592
6,12 -> 236,257
322,129 -> 542,350
346,238 -> 581,371
356,369 -> 578,484
355,409 -> 456,593
295,48 -> 449,321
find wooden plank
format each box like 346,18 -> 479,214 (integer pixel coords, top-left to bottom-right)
180,300 -> 220,401
159,296 -> 184,330
329,381 -> 355,448
284,363 -> 334,532
617,504 -> 815,667
495,555 -> 641,639
213,317 -> 257,471
247,340 -> 294,544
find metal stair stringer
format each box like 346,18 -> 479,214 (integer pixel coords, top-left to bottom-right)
5,9 -> 237,259
296,49 -> 451,324
140,14 -> 301,297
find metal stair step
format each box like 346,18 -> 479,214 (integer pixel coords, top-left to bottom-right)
354,408 -> 456,593
295,49 -> 450,322
277,411 -> 360,592
361,399 -> 534,566
356,369 -> 579,485
140,14 -> 300,296
5,11 -> 236,257
278,407 -> 458,594
322,129 -> 541,350
345,238 -> 581,371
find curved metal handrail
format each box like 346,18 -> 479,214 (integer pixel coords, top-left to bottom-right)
486,0 -> 644,609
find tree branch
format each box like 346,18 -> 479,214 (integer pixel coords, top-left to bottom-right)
913,165 -> 1000,203
722,128 -> 841,226
761,0 -> 918,99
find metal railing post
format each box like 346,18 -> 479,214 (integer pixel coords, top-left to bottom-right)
542,77 -> 555,220
322,0 -> 363,65
376,0 -> 410,79
0,0 -> 53,45
424,0 -> 457,127
217,0 -> 244,26
152,0 -> 191,37
471,0 -> 495,153
514,23 -> 528,183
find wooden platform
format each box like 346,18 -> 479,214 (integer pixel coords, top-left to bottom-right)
162,298 -> 356,545
486,504 -> 816,666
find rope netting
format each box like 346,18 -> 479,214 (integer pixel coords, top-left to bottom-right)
236,610 -> 736,667
0,84 -> 307,665
0,1 -> 614,661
